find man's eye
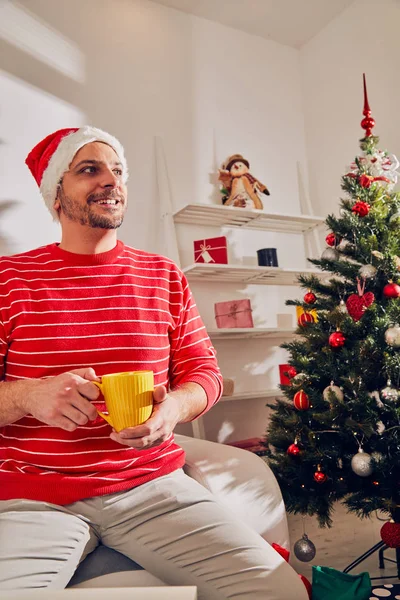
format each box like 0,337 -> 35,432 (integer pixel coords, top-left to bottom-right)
80,166 -> 97,174
113,169 -> 123,176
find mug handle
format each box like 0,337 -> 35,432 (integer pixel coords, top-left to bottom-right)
92,381 -> 114,428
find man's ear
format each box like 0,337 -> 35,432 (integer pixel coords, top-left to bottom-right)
54,184 -> 61,212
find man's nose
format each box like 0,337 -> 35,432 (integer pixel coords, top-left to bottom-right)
101,169 -> 120,188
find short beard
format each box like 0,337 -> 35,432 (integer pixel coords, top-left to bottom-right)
57,185 -> 125,230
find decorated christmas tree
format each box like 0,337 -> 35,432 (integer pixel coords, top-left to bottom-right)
265,75 -> 400,554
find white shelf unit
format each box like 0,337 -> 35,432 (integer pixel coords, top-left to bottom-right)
182,263 -> 324,286
220,389 -> 283,402
167,202 -> 325,441
173,203 -> 325,233
208,327 -> 295,340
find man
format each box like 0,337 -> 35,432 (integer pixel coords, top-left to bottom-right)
0,127 -> 307,599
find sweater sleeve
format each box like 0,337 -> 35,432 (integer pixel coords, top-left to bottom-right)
168,272 -> 222,417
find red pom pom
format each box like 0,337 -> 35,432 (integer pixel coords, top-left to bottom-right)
304,291 -> 316,304
293,390 -> 310,410
287,443 -> 301,456
286,366 -> 297,379
329,331 -> 346,348
298,312 -> 315,326
352,200 -> 370,217
383,282 -> 400,298
325,233 -> 337,247
381,521 -> 400,548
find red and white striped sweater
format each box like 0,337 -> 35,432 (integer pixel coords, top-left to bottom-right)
0,241 -> 222,504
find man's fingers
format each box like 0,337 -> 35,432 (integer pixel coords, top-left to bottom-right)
63,405 -> 90,426
153,386 -> 167,404
69,367 -> 100,381
72,392 -> 98,421
78,381 -> 100,401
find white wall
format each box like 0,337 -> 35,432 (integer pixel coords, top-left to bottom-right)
1,0 -> 311,443
300,0 -> 400,218
0,70 -> 84,254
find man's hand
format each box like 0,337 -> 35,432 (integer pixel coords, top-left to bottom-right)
110,385 -> 180,449
20,367 -> 101,431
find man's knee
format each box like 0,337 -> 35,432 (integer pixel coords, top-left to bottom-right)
0,509 -> 93,589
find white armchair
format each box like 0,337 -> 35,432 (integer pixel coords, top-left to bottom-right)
69,434 -> 290,589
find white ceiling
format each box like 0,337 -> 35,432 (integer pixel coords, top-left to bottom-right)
151,0 -> 355,48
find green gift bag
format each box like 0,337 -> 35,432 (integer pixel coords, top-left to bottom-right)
312,566 -> 371,600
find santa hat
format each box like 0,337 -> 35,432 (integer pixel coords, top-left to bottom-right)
25,126 -> 128,221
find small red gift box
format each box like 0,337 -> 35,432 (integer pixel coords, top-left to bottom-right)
194,236 -> 228,264
279,364 -> 291,386
214,299 -> 254,329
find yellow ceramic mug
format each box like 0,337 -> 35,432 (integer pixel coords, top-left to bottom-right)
93,371 -> 154,432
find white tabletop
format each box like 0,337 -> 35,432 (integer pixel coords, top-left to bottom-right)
2,587 -> 197,600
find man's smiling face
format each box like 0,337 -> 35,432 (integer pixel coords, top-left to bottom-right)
54,141 -> 127,229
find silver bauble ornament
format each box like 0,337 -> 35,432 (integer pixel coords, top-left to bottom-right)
338,299 -> 348,314
380,379 -> 399,402
293,534 -> 316,562
359,264 -> 377,279
351,449 -> 373,477
385,325 -> 400,348
337,239 -> 354,252
323,382 -> 344,403
292,372 -> 308,386
339,207 -> 348,217
321,247 -> 340,261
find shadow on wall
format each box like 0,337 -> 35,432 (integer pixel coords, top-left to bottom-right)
0,199 -> 20,255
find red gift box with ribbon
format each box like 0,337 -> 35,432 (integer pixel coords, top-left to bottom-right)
193,236 -> 228,264
279,364 -> 291,386
214,299 -> 254,329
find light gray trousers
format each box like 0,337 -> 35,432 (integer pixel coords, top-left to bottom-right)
0,469 -> 307,599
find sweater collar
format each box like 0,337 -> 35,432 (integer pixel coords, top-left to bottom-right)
49,239 -> 124,265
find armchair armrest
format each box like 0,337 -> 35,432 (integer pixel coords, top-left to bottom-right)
175,434 -> 289,550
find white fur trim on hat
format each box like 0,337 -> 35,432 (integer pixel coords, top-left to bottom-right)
40,126 -> 128,221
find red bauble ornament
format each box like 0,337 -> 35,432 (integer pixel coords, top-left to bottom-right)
293,390 -> 310,410
325,233 -> 337,247
383,281 -> 400,298
329,330 -> 346,348
352,200 -> 370,217
298,312 -> 315,326
313,465 -> 327,483
286,366 -> 297,379
380,521 -> 400,548
304,291 -> 316,304
346,292 -> 375,321
287,443 -> 301,457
